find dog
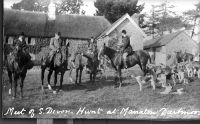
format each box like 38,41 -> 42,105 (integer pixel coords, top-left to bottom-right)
131,74 -> 156,91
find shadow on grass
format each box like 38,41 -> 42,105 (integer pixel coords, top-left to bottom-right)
52,75 -> 134,92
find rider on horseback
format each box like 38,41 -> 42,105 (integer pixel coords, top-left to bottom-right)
49,32 -> 64,68
120,30 -> 133,69
12,32 -> 33,70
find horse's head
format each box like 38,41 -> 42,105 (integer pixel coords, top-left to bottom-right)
98,43 -> 116,61
54,46 -> 69,67
54,52 -> 62,67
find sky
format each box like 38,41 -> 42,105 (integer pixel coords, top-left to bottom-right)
4,0 -> 200,16
138,0 -> 200,15
4,0 -> 97,15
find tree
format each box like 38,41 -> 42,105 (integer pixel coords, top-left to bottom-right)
94,0 -> 144,23
56,0 -> 84,15
184,1 -> 200,38
11,0 -> 85,15
143,1 -> 190,38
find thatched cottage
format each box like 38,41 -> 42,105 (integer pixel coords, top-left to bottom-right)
96,13 -> 147,50
3,9 -> 111,59
144,31 -> 199,66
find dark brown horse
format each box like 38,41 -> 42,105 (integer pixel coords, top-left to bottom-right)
98,44 -> 151,88
5,45 -> 33,98
41,46 -> 68,93
68,52 -> 99,84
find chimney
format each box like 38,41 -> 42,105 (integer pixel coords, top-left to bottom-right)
131,13 -> 139,25
48,0 -> 56,20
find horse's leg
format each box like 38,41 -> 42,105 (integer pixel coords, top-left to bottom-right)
75,69 -> 79,85
114,71 -> 118,83
138,63 -> 144,75
140,62 -> 147,76
47,70 -> 53,90
90,73 -> 93,82
54,70 -> 58,90
59,72 -> 64,91
93,72 -> 97,84
69,68 -> 74,83
118,69 -> 122,88
20,73 -> 26,99
79,67 -> 83,84
13,74 -> 19,98
7,70 -> 12,95
41,67 -> 46,92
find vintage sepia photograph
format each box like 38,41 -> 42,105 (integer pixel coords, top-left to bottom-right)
2,0 -> 200,119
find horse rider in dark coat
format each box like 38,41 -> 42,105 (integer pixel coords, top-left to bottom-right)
12,32 -> 33,70
49,32 -> 65,67
120,30 -> 133,69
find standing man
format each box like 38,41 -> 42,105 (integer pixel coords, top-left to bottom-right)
120,30 -> 133,69
71,36 -> 97,68
49,32 -> 64,66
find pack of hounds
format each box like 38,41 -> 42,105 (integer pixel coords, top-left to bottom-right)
131,61 -> 200,95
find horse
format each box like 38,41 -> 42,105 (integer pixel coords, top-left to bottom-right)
5,44 -> 33,99
175,51 -> 193,63
68,52 -> 100,84
41,45 -> 68,93
98,44 -> 151,88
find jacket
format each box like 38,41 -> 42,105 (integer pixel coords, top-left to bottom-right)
50,37 -> 63,51
121,36 -> 133,54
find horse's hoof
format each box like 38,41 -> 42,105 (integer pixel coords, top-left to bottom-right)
53,90 -> 57,94
48,85 -> 52,90
9,89 -> 11,95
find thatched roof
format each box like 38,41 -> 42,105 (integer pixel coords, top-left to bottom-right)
144,31 -> 184,49
4,9 -> 111,39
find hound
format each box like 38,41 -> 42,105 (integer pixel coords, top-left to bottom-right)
131,73 -> 156,92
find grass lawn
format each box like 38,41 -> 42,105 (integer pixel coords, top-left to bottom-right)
2,66 -> 200,119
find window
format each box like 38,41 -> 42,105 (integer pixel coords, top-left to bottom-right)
30,38 -> 36,45
25,37 -> 28,44
28,37 -> 31,45
8,37 -> 14,44
5,36 -> 8,44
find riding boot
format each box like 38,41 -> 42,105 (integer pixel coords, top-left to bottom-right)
123,57 -> 128,69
